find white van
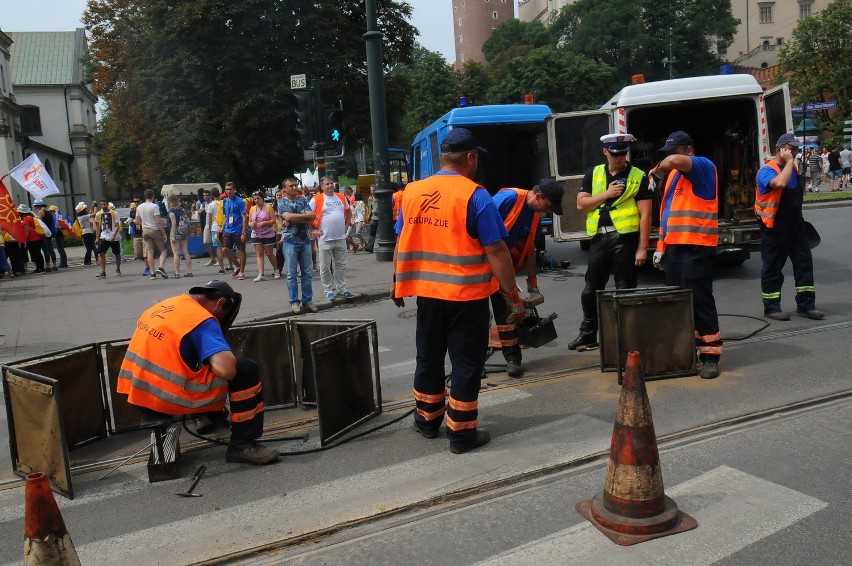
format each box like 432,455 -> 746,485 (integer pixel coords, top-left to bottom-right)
547,74 -> 792,264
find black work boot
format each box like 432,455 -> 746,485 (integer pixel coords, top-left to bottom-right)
506,360 -> 523,378
450,430 -> 491,454
567,332 -> 598,351
226,439 -> 280,465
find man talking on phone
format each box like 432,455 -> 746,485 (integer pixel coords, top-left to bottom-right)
567,133 -> 652,351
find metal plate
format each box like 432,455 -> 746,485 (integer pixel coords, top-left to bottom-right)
227,322 -> 297,409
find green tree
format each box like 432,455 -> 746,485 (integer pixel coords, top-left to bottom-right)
84,0 -> 416,188
456,61 -> 491,106
393,46 -> 458,143
481,19 -> 550,63
777,0 -> 852,139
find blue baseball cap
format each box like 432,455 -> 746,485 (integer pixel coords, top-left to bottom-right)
660,131 -> 694,152
441,128 -> 487,154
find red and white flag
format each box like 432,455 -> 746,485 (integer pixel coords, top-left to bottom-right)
9,154 -> 61,199
0,179 -> 26,243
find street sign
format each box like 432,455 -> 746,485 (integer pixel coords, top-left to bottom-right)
290,74 -> 307,90
792,100 -> 836,112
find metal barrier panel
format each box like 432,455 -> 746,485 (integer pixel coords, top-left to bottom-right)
15,346 -> 107,449
228,322 -> 297,409
2,367 -> 73,498
598,288 -> 697,381
292,321 -> 358,405
103,341 -> 142,433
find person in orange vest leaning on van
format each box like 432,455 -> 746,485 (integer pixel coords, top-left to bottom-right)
651,130 -> 722,380
391,127 -> 525,455
118,280 -> 279,465
489,179 -> 564,377
755,133 -> 823,322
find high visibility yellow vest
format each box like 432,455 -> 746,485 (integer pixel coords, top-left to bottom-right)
585,165 -> 644,236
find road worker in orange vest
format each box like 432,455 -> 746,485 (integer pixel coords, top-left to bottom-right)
490,179 -> 564,377
392,127 -> 524,455
755,133 -> 823,322
118,280 -> 279,465
652,130 -> 722,380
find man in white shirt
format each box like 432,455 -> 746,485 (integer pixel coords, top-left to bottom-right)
135,188 -> 169,280
310,176 -> 353,299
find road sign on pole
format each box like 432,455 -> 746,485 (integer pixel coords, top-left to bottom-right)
290,74 -> 307,90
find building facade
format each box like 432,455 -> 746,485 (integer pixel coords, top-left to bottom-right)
518,0 -> 571,24
0,30 -> 24,196
6,29 -> 102,212
453,0 -> 515,66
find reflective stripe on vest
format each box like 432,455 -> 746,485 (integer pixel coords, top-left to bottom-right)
117,294 -> 228,414
754,160 -> 789,229
395,174 -> 498,301
585,165 -> 644,235
311,192 -> 347,229
498,188 -> 540,273
658,167 -> 718,248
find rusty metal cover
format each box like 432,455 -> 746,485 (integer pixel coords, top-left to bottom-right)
227,322 -> 296,408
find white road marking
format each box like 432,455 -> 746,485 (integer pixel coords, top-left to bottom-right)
476,465 -> 828,566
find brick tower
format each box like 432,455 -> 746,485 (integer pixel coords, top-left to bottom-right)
452,0 -> 515,67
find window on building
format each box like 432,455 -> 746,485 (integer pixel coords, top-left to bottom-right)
460,34 -> 463,44
762,39 -> 771,51
759,3 -> 774,23
0,66 -> 5,93
458,17 -> 462,26
777,37 -> 784,46
59,163 -> 67,184
799,2 -> 812,19
44,159 -> 52,177
21,106 -> 42,136
493,11 -> 498,19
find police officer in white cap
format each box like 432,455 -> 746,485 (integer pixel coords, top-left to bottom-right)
567,133 -> 652,351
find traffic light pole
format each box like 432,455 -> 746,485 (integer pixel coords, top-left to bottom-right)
364,0 -> 393,262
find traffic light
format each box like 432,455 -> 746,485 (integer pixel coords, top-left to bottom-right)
287,91 -> 315,148
323,105 -> 345,150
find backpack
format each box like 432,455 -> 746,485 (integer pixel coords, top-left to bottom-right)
174,210 -> 190,237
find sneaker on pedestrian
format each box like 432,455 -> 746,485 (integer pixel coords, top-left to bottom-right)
172,273 -> 181,279
291,303 -> 301,314
338,290 -> 354,298
450,430 -> 491,454
114,270 -> 122,277
699,360 -> 720,380
254,274 -> 266,282
224,266 -> 234,272
96,271 -> 106,279
142,268 -> 151,276
156,267 -> 168,279
237,273 -> 245,280
231,270 -> 240,279
205,259 -> 217,267
326,291 -> 335,300
273,270 -> 281,279
218,268 -> 226,274
184,273 -> 193,277
305,303 -> 318,313
567,332 -> 598,351
225,440 -> 280,465
150,275 -> 157,281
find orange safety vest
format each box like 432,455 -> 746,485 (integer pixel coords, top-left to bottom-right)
656,165 -> 718,252
395,174 -> 498,301
754,159 -> 793,229
499,188 -> 540,273
392,190 -> 404,221
311,192 -> 347,229
117,294 -> 228,414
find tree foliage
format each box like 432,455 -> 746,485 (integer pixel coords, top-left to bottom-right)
777,0 -> 852,140
84,0 -> 416,189
393,46 -> 458,144
481,19 -> 550,63
550,0 -> 737,85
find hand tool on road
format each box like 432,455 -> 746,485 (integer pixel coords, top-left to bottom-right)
175,465 -> 206,497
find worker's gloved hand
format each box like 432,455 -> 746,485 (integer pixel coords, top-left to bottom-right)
526,277 -> 540,295
648,167 -> 666,192
652,251 -> 665,270
501,286 -> 525,324
390,281 -> 405,308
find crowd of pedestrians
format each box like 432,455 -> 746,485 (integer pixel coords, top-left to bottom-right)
802,144 -> 851,192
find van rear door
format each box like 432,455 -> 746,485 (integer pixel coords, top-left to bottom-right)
762,83 -> 793,161
546,109 -> 612,242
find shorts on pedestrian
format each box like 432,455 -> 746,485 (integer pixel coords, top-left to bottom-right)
828,169 -> 842,180
843,167 -> 851,175
203,224 -> 212,244
97,239 -> 121,256
221,232 -> 246,251
250,235 -> 277,247
142,228 -> 167,254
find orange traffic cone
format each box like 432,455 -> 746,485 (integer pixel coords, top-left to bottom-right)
23,472 -> 81,566
576,350 -> 698,545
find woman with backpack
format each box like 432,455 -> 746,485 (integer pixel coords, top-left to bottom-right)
168,194 -> 193,278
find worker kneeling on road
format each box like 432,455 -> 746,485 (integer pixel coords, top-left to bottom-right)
118,280 -> 279,465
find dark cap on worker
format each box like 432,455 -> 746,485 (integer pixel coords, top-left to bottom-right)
537,179 -> 564,216
659,131 -> 694,152
441,128 -> 487,154
600,133 -> 635,156
189,280 -> 236,302
776,133 -> 802,148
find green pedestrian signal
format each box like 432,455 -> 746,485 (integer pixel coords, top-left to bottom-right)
323,106 -> 345,149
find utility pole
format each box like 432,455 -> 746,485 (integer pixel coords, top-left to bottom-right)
364,0 -> 393,262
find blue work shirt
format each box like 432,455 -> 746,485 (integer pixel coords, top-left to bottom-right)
222,196 -> 246,235
493,189 -> 534,249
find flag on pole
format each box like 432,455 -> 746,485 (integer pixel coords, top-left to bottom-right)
9,154 -> 61,199
0,178 -> 27,243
